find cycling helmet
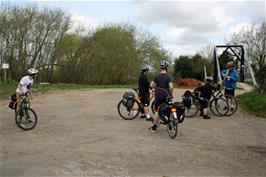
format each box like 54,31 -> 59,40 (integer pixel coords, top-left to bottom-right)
206,76 -> 213,82
160,60 -> 169,69
28,68 -> 38,75
141,65 -> 149,72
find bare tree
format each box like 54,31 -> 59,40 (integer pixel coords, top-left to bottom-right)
0,3 -> 70,81
229,22 -> 266,70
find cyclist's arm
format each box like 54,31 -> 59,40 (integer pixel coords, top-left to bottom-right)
150,81 -> 156,89
29,89 -> 33,99
17,83 -> 24,93
169,82 -> 174,97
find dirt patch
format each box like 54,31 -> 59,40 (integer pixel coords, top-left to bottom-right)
1,88 -> 266,176
176,78 -> 202,88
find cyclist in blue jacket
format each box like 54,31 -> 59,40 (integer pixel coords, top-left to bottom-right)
221,61 -> 239,112
221,61 -> 239,97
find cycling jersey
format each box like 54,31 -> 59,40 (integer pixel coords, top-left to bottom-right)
153,73 -> 173,96
138,72 -> 150,106
153,73 -> 173,112
194,83 -> 216,100
16,76 -> 33,94
138,73 -> 150,94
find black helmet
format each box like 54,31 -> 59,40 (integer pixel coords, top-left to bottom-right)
141,65 -> 149,72
160,60 -> 169,69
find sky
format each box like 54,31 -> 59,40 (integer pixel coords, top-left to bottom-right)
3,0 -> 266,57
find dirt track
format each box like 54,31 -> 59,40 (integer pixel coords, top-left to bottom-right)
0,88 -> 266,177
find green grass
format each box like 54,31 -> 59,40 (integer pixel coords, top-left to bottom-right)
0,82 -> 136,99
0,80 -> 18,99
237,91 -> 266,118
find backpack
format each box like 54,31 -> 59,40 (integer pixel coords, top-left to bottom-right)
8,93 -> 17,110
122,92 -> 135,110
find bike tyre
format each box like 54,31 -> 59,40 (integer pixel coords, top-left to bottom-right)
15,108 -> 37,131
167,113 -> 178,138
117,99 -> 140,120
224,95 -> 238,116
185,103 -> 198,118
210,98 -> 229,116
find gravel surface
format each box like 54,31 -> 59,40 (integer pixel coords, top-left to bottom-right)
1,88 -> 265,177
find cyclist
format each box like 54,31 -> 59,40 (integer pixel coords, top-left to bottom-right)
221,61 -> 239,111
15,68 -> 38,114
193,76 -> 217,119
138,65 -> 153,121
149,60 -> 173,133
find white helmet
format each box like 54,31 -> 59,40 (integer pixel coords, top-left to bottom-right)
160,60 -> 169,69
206,76 -> 213,82
141,65 -> 149,72
28,68 -> 38,75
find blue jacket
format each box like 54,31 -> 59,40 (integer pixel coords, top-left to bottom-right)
221,68 -> 239,90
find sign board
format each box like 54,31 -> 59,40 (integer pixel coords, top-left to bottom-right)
2,63 -> 9,69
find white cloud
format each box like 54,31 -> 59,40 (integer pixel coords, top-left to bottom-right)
68,15 -> 98,34
212,7 -> 236,28
135,1 -> 265,57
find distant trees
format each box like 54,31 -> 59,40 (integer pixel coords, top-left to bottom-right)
0,4 -> 169,84
0,4 -> 70,81
173,54 -> 211,81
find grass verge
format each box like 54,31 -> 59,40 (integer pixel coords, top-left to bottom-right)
0,82 -> 136,100
237,91 -> 266,118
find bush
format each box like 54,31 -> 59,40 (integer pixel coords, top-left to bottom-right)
255,64 -> 266,92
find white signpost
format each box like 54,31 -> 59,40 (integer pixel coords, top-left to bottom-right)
2,63 -> 9,83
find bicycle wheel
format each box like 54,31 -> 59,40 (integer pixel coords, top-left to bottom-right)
185,103 -> 198,118
117,99 -> 140,120
224,95 -> 238,116
15,107 -> 37,131
167,113 -> 178,138
210,98 -> 229,116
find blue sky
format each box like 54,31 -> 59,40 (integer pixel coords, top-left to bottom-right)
3,0 -> 266,57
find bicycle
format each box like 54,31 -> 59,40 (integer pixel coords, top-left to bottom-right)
215,90 -> 238,116
151,90 -> 186,124
117,88 -> 154,120
183,90 -> 229,118
15,92 -> 38,131
152,87 -> 185,138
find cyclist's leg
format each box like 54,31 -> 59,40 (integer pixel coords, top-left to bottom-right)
199,98 -> 210,119
143,93 -> 152,120
149,101 -> 161,132
225,88 -> 235,109
139,93 -> 146,118
15,93 -> 22,113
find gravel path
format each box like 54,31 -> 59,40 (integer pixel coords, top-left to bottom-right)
0,88 -> 265,177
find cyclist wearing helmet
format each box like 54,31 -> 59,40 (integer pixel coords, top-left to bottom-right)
193,76 -> 217,119
149,60 -> 173,133
15,68 -> 38,113
138,65 -> 152,121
